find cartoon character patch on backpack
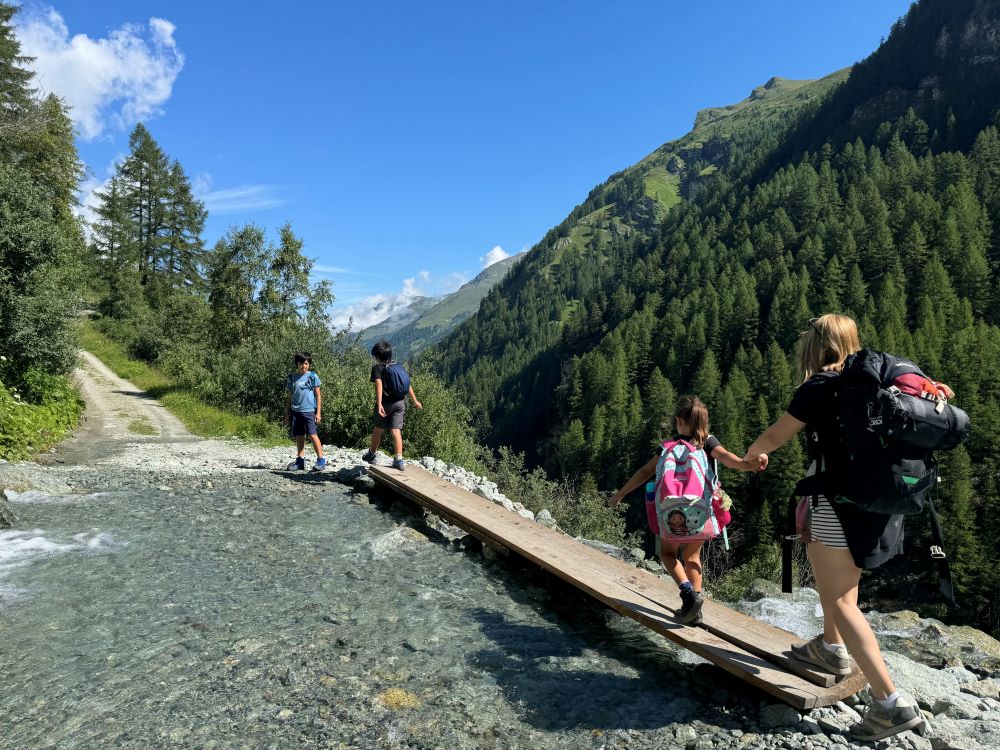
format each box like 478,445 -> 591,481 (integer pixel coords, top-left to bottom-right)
646,439 -> 722,543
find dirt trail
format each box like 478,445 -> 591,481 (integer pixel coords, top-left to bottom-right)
41,350 -> 198,466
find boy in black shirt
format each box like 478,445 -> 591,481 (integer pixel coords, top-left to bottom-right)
361,341 -> 422,470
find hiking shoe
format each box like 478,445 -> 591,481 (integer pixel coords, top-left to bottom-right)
790,635 -> 852,676
392,458 -> 406,471
311,457 -> 327,472
679,590 -> 704,625
849,693 -> 925,742
286,456 -> 305,471
361,450 -> 377,464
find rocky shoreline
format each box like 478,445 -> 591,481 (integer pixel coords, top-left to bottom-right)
3,442 -> 1000,749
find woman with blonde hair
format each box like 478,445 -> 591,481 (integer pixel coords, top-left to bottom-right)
742,314 -> 927,742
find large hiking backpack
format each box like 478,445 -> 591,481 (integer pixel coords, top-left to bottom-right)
784,349 -> 970,603
794,349 -> 970,516
383,363 -> 411,398
648,440 -> 722,543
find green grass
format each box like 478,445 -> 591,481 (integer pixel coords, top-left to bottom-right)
642,166 -> 681,209
77,320 -> 286,445
128,419 -> 157,435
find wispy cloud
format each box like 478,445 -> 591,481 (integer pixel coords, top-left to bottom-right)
312,264 -> 374,276
198,184 -> 285,214
16,6 -> 184,139
480,244 -> 510,268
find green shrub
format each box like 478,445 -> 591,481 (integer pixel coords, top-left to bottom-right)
0,370 -> 83,460
480,447 -> 633,547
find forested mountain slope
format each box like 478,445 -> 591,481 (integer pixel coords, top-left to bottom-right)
432,0 -> 1000,630
431,69 -> 850,445
361,253 -> 523,360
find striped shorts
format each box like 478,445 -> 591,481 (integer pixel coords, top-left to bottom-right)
808,495 -> 848,549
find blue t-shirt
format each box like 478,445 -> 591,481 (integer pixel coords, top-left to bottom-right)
287,371 -> 321,412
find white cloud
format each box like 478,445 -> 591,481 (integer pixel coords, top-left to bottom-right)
331,276 -> 428,331
479,245 -> 510,268
15,7 -> 185,139
439,272 -> 469,293
198,184 -> 285,214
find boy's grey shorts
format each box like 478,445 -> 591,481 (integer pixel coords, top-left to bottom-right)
374,399 -> 406,430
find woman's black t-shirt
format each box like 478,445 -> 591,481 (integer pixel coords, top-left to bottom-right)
787,371 -> 904,570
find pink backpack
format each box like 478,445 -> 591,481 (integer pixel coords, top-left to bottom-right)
646,439 -> 723,543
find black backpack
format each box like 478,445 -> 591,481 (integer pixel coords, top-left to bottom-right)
794,349 -> 970,515
783,349 -> 970,603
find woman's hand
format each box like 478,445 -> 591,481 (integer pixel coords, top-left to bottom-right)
413,399 -> 423,410
742,453 -> 768,472
608,490 -> 626,507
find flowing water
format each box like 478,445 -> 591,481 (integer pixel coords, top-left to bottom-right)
0,476 -> 749,749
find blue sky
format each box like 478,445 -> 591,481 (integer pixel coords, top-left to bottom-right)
14,0 -> 913,328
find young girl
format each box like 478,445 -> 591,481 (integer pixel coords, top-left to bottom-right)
609,395 -> 758,625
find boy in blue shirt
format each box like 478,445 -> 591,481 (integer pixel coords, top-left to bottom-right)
284,352 -> 327,471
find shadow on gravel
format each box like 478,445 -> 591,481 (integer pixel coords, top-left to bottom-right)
269,470 -> 340,485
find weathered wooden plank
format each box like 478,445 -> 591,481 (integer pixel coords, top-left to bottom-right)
370,465 -> 866,708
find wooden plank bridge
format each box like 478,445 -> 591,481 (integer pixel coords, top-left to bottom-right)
369,464 -> 867,709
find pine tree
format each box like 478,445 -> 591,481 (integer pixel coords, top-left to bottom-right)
691,349 -> 721,413
0,3 -> 35,128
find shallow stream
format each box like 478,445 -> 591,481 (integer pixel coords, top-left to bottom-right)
0,476 -> 751,749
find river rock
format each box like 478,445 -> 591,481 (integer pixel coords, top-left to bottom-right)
926,717 -> 1000,750
932,697 -> 983,719
872,612 -> 1000,673
746,578 -> 785,601
0,491 -> 16,528
535,509 -> 557,529
883,652 -> 983,714
961,680 -> 1000,700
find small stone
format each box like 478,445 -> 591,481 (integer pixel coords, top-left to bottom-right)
674,725 -> 698,743
276,709 -> 293,721
535,509 -> 557,528
157,485 -> 172,492
799,715 -> 824,735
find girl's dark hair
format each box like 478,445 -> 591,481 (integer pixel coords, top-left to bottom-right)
294,352 -> 312,365
674,395 -> 709,447
371,340 -> 392,362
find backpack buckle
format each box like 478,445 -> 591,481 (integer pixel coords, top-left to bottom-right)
930,545 -> 947,559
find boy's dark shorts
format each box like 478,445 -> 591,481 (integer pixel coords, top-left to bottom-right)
290,410 -> 318,437
374,399 -> 406,430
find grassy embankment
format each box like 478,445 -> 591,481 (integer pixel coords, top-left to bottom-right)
77,320 -> 286,445
0,369 -> 84,460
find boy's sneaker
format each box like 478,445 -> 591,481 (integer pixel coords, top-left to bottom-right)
392,458 -> 406,471
790,635 -> 852,676
286,456 -> 305,471
679,590 -> 704,625
849,693 -> 925,742
361,450 -> 377,464
311,457 -> 327,472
